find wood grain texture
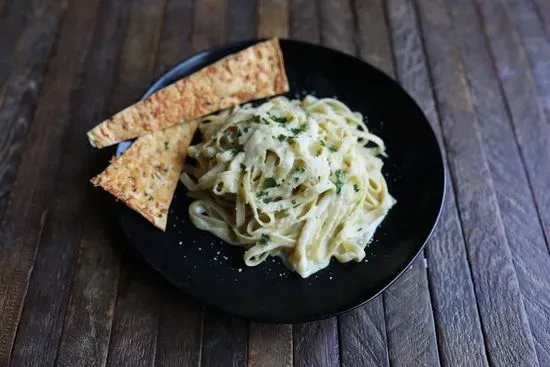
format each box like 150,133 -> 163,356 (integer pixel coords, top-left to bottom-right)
290,0 -> 320,43
246,5 -> 293,367
294,318 -> 339,367
8,0 -> 104,363
338,2 -> 391,366
106,259 -> 163,367
257,0 -> 289,38
53,1 -> 130,365
154,0 -> 193,78
490,0 -> 550,249
449,0 -> 550,362
155,289 -> 203,367
248,323 -> 292,367
0,0 -> 33,89
318,0 -> 355,55
470,0 -> 550,363
0,0 -> 69,222
475,0 -> 550,252
532,0 -> 550,36
504,0 -> 550,119
201,311 -> 248,367
353,0 -> 394,76
101,1 -> 166,366
386,1 -> 488,366
415,0 -> 540,365
229,0 -> 256,42
193,0 -> 227,53
0,0 -> 104,364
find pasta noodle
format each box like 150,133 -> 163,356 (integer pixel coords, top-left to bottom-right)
180,96 -> 395,277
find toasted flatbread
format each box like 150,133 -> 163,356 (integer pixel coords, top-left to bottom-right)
87,38 -> 288,148
90,121 -> 198,230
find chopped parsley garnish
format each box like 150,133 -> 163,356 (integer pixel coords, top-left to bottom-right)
353,184 -> 359,192
231,148 -> 241,156
243,127 -> 250,133
268,113 -> 288,124
251,115 -> 262,124
320,140 -> 326,147
263,177 -> 277,189
292,199 -> 297,205
257,190 -> 268,197
332,169 -> 346,194
259,233 -> 270,245
240,163 -> 246,171
277,134 -> 286,142
293,167 -> 305,174
291,124 -> 307,135
329,145 -> 338,152
237,129 -> 242,138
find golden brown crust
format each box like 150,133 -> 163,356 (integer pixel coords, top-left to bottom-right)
90,121 -> 198,230
87,39 -> 289,148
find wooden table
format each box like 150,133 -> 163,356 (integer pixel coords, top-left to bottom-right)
1,0 -> 550,366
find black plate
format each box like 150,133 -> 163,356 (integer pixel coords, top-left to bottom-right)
113,39 -> 445,323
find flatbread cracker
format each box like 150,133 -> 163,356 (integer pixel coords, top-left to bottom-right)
87,38 -> 288,148
90,121 -> 198,230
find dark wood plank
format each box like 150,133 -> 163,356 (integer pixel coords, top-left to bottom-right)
0,0 -> 105,364
294,319 -> 339,367
155,289 -> 203,367
151,2 -> 204,366
201,311 -> 248,367
495,0 -> 550,247
338,2 -> 392,366
504,0 -> 550,135
383,259 -> 439,367
248,324 -> 292,367
0,0 -> 69,221
229,0 -> 256,42
8,0 -> 105,363
318,0 -> 355,55
106,259 -> 164,367
0,0 -> 33,89
471,0 -> 550,363
386,1 -> 488,366
257,0 -> 289,38
192,0 -> 227,53
290,0 -> 319,44
353,0 -> 394,76
100,1 -> 166,366
532,0 -> 550,36
414,0 -> 540,365
154,0 -> 193,78
52,1 -> 131,365
193,1 -> 248,366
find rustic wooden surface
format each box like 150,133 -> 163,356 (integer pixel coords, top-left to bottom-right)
0,0 -> 549,366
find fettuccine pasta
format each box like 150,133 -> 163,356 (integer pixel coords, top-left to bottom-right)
180,96 -> 395,277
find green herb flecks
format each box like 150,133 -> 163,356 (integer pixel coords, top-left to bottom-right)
268,113 -> 288,124
259,233 -> 270,245
291,124 -> 307,135
277,134 -> 286,142
263,177 -> 277,189
332,169 -> 346,194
